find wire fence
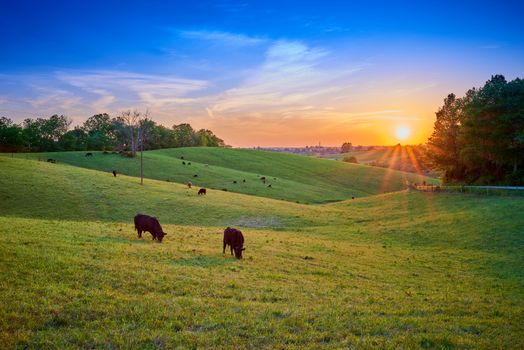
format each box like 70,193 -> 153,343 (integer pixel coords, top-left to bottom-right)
410,184 -> 524,197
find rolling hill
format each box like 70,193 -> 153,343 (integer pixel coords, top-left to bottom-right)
0,156 -> 523,349
11,147 -> 436,203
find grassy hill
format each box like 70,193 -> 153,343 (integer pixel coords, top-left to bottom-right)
320,145 -> 435,177
1,156 -> 523,349
10,147 -> 435,203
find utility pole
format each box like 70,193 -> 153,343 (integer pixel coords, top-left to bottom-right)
140,125 -> 144,185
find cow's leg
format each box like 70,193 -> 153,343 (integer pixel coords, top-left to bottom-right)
230,246 -> 234,256
223,242 -> 226,254
137,229 -> 142,238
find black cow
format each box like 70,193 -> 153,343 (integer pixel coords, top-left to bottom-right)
85,152 -> 93,157
112,170 -> 117,177
47,158 -> 56,163
223,227 -> 245,259
193,174 -> 198,178
134,214 -> 167,242
198,188 -> 207,195
182,161 -> 186,165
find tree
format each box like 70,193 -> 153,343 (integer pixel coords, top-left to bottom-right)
83,113 -> 115,150
426,75 -> 524,185
172,123 -> 196,147
341,142 -> 352,153
425,93 -> 465,182
0,117 -> 25,152
343,156 -> 358,163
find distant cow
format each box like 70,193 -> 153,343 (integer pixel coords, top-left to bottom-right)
112,170 -> 117,177
193,174 -> 198,178
198,188 -> 207,195
134,214 -> 167,242
47,158 -> 56,163
85,152 -> 93,157
223,227 -> 245,259
267,184 -> 272,188
180,156 -> 184,159
187,182 -> 192,189
233,180 -> 237,184
243,179 -> 246,183
182,161 -> 186,165
188,162 -> 191,165
260,176 -> 266,181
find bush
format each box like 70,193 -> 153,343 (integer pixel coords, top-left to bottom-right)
343,156 -> 358,164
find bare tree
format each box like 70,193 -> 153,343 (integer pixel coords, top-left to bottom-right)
118,109 -> 150,185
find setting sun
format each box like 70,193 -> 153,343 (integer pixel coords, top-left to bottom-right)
395,126 -> 411,141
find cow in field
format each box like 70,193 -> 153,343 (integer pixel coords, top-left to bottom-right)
198,188 -> 207,195
134,214 -> 167,242
187,182 -> 192,189
223,227 -> 245,259
47,158 -> 56,163
85,152 -> 93,157
112,170 -> 117,177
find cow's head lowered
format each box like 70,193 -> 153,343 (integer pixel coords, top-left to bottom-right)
156,231 -> 167,242
234,246 -> 245,259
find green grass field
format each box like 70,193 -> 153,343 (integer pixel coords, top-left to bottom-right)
1,151 -> 523,349
11,147 -> 435,203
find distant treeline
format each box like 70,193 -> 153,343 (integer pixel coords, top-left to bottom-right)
0,112 -> 226,153
426,75 -> 524,185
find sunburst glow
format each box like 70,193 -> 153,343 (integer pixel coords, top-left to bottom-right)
395,126 -> 411,141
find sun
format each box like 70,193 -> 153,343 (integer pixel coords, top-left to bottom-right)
395,126 -> 411,141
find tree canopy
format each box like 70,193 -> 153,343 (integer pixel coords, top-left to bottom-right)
0,112 -> 226,153
426,75 -> 524,185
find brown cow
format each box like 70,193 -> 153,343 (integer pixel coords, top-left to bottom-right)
112,170 -> 117,177
187,182 -> 192,189
134,214 -> 167,242
223,227 -> 245,259
198,188 -> 207,195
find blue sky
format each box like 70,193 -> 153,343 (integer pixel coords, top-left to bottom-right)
1,0 -> 523,146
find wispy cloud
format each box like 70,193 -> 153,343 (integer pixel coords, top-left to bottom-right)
179,30 -> 266,46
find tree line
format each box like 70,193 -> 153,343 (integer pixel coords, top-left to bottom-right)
0,111 -> 226,153
426,75 -> 524,185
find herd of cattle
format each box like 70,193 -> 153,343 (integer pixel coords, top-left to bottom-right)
46,152 -> 260,258
134,213 -> 246,259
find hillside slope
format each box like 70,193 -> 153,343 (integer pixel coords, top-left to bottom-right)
1,157 -> 522,349
11,147 -> 435,203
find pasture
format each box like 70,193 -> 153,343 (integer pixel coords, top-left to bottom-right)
11,147 -> 434,203
0,152 -> 523,349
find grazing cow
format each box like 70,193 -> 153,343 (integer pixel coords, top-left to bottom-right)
233,180 -> 237,184
180,156 -> 184,159
198,188 -> 207,195
193,174 -> 198,178
267,184 -> 272,188
260,176 -> 266,181
188,162 -> 191,165
85,152 -> 93,157
182,161 -> 186,165
243,179 -> 246,183
112,170 -> 117,177
223,227 -> 245,259
351,196 -> 355,200
134,214 -> 167,242
222,188 -> 228,191
187,182 -> 192,189
47,158 -> 56,163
